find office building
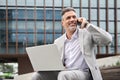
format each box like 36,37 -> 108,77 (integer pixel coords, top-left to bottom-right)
0,0 -> 120,74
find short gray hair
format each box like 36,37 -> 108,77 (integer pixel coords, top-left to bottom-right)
61,7 -> 76,16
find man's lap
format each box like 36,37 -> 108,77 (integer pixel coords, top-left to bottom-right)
32,70 -> 91,80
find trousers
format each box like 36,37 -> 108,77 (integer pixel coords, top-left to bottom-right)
31,70 -> 91,80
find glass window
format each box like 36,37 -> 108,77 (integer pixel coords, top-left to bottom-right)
82,9 -> 88,19
82,0 -> 88,7
118,22 -> 120,33
36,21 -> 44,32
17,0 -> 25,6
27,34 -> 34,43
117,22 -> 120,52
108,0 -> 114,8
54,21 -> 62,33
100,9 -> 106,20
55,0 -> 62,6
0,10 -> 6,19
109,33 -> 114,54
27,21 -> 35,32
0,0 -> 6,5
0,21 -> 6,53
72,0 -> 80,7
8,0 -> 15,5
45,0 -> 53,6
11,33 -> 27,42
13,9 -> 26,19
118,34 -> 120,44
118,0 -> 120,8
54,34 -> 62,40
108,9 -> 114,20
0,29 -> 5,42
118,10 -> 120,20
91,9 -> 97,20
100,0 -> 105,7
37,33 -> 44,45
55,10 -> 61,20
100,46 -> 106,54
100,22 -> 106,30
0,21 -> 6,29
10,21 -> 34,33
109,22 -> 114,33
91,21 -> 97,26
46,9 -> 53,20
46,21 -> 53,33
37,9 -> 61,20
11,21 -> 26,32
27,10 -> 34,19
75,9 -> 80,17
0,0 -> 119,55
46,34 -> 53,44
118,34 -> 120,53
111,34 -> 115,52
37,9 -> 44,20
64,0 -> 71,6
26,0 -> 34,6
0,47 -> 6,54
91,0 -> 97,7
36,0 -> 43,6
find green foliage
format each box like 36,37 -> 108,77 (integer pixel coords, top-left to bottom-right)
116,61 -> 120,66
0,72 -> 13,79
0,63 -> 13,73
0,63 -> 14,79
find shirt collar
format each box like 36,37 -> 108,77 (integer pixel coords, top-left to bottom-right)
65,29 -> 78,41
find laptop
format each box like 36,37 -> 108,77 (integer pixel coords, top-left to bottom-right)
26,44 -> 65,71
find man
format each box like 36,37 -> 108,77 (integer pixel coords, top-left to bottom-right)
32,7 -> 112,80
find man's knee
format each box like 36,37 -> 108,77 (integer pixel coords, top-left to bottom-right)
31,72 -> 41,80
58,71 -> 69,80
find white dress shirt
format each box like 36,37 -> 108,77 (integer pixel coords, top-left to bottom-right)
64,29 -> 89,71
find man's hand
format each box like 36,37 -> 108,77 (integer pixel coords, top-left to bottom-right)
77,17 -> 89,29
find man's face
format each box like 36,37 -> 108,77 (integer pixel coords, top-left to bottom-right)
62,11 -> 77,33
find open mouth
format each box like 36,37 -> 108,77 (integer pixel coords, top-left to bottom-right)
69,22 -> 76,26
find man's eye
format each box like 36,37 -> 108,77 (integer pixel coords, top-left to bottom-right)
66,17 -> 71,20
73,16 -> 76,18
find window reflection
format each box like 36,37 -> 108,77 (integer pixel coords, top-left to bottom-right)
0,0 -> 119,55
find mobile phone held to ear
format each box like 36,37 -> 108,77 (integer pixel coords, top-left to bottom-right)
77,20 -> 82,26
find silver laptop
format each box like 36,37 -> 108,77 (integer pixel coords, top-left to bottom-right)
26,44 -> 65,71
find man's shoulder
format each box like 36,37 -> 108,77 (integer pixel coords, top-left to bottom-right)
54,34 -> 65,43
55,34 -> 65,41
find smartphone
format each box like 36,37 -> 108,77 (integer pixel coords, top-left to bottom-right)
77,20 -> 82,26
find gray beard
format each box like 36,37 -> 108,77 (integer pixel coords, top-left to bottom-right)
68,26 -> 76,31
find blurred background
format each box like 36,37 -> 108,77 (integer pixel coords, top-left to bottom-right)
0,0 -> 120,79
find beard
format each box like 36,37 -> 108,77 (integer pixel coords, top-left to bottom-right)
68,26 -> 77,31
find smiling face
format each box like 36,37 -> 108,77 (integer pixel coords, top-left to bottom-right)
62,11 -> 77,34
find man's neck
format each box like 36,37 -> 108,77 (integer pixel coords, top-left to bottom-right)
66,30 -> 76,40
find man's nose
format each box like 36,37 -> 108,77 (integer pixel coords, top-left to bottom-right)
70,17 -> 75,21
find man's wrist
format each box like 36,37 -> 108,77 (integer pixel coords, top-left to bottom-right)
86,22 -> 90,29
85,21 -> 89,26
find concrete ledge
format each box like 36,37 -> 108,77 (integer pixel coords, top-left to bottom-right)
97,55 -> 120,68
14,72 -> 34,80
97,55 -> 120,80
101,66 -> 120,80
13,56 -> 120,80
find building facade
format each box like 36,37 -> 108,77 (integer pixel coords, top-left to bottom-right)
0,0 -> 120,74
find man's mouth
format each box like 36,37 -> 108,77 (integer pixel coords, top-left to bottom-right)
69,23 -> 76,26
